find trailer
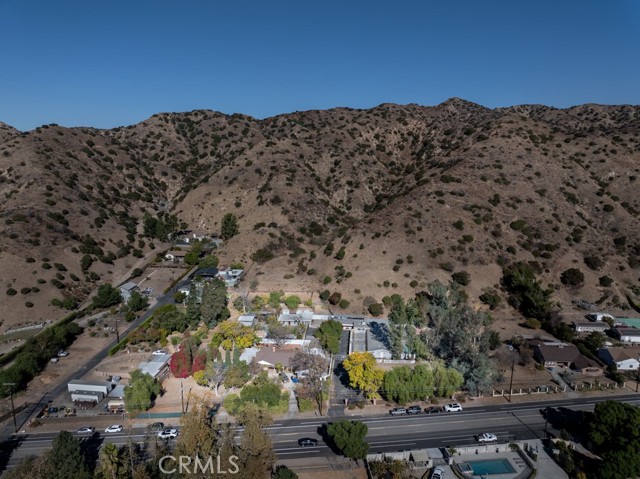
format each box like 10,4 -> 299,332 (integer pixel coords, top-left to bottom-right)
67,379 -> 111,395
71,390 -> 104,403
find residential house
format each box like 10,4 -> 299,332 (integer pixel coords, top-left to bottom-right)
238,314 -> 257,327
119,282 -> 138,302
216,268 -> 244,287
190,267 -> 219,280
138,353 -> 171,379
598,347 -> 640,370
533,343 -> 580,368
613,327 -> 640,344
254,347 -> 298,370
573,322 -> 609,333
165,250 -> 188,262
571,354 -> 604,376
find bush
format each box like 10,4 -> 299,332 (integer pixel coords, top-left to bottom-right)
131,268 -> 143,278
584,255 -> 604,270
479,291 -> 501,310
251,249 -> 274,263
328,292 -> 342,305
452,271 -> 470,286
599,276 -> 613,287
561,268 -> 585,286
319,289 -> 330,301
323,276 -> 332,285
368,303 -> 384,316
6,288 -> 17,296
339,299 -> 350,309
410,280 -> 419,288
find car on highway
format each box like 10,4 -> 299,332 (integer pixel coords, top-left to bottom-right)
298,438 -> 318,447
77,427 -> 95,436
477,433 -> 498,443
407,405 -> 422,415
390,407 -> 407,416
431,466 -> 445,479
105,425 -> 123,433
157,428 -> 178,439
424,406 -> 443,414
444,403 -> 463,412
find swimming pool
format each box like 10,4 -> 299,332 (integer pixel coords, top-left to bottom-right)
616,317 -> 640,328
459,459 -> 516,475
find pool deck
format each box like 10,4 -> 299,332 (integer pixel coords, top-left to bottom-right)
452,439 -> 568,479
455,452 -> 523,479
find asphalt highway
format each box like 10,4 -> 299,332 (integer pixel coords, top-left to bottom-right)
2,392 -> 640,470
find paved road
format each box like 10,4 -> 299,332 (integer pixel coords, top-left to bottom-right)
0,272 -> 191,445
3,391 -> 640,471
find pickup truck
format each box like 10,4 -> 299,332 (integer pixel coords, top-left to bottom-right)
477,433 -> 498,443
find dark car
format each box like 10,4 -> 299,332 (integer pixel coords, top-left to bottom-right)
298,438 -> 319,447
407,405 -> 422,415
147,422 -> 165,432
425,406 -> 443,414
390,407 -> 407,416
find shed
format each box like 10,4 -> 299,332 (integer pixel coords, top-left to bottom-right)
68,379 -> 111,395
71,390 -> 104,403
119,282 -> 138,301
108,384 -> 126,399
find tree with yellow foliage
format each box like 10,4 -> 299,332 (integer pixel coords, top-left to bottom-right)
211,320 -> 258,350
342,352 -> 384,401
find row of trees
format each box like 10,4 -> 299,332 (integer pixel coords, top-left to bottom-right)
382,363 -> 463,404
6,401 -> 276,479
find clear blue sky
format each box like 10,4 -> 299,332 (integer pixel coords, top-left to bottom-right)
1,0 -> 639,130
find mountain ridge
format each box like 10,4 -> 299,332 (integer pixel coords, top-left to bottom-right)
1,98 -> 640,332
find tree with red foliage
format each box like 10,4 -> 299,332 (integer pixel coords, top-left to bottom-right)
192,350 -> 207,374
170,346 -> 193,378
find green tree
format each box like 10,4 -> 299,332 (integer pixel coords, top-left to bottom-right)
224,361 -> 250,388
124,370 -> 161,414
184,251 -> 200,266
501,262 -> 553,320
200,279 -> 230,327
212,320 -> 257,350
561,268 -> 585,286
92,284 -> 122,309
185,283 -> 201,328
127,291 -> 149,312
284,295 -> 301,310
273,465 -> 298,479
199,254 -> 219,268
237,403 -> 275,479
314,319 -> 342,354
221,213 -> 239,240
47,431 -> 90,479
327,420 -> 369,460
97,442 -> 121,479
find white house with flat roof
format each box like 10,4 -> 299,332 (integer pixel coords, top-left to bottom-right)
613,328 -> 640,344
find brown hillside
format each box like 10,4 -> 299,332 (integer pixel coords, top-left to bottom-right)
1,100 -> 640,331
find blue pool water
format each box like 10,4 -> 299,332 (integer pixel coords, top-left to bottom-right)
461,459 -> 516,475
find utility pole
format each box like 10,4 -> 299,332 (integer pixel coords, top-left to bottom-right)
2,383 -> 17,432
180,381 -> 185,414
115,316 -> 120,343
508,357 -> 515,403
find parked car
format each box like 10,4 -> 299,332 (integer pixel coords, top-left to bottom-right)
77,427 -> 95,436
298,438 -> 318,447
157,428 -> 178,439
147,422 -> 165,432
152,350 -> 166,356
50,358 -> 59,363
280,372 -> 290,383
57,350 -> 69,357
477,433 -> 498,443
105,425 -> 123,433
390,407 -> 407,416
406,405 -> 422,415
444,403 -> 463,412
424,406 -> 443,414
111,375 -> 122,383
431,466 -> 445,479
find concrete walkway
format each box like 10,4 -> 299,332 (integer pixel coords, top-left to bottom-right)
283,388 -> 299,419
549,370 -> 579,399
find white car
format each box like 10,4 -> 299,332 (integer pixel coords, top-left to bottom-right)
431,466 -> 445,479
477,433 -> 498,443
157,428 -> 178,439
57,350 -> 69,357
77,427 -> 95,435
444,403 -> 463,412
152,350 -> 166,355
105,424 -> 123,433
